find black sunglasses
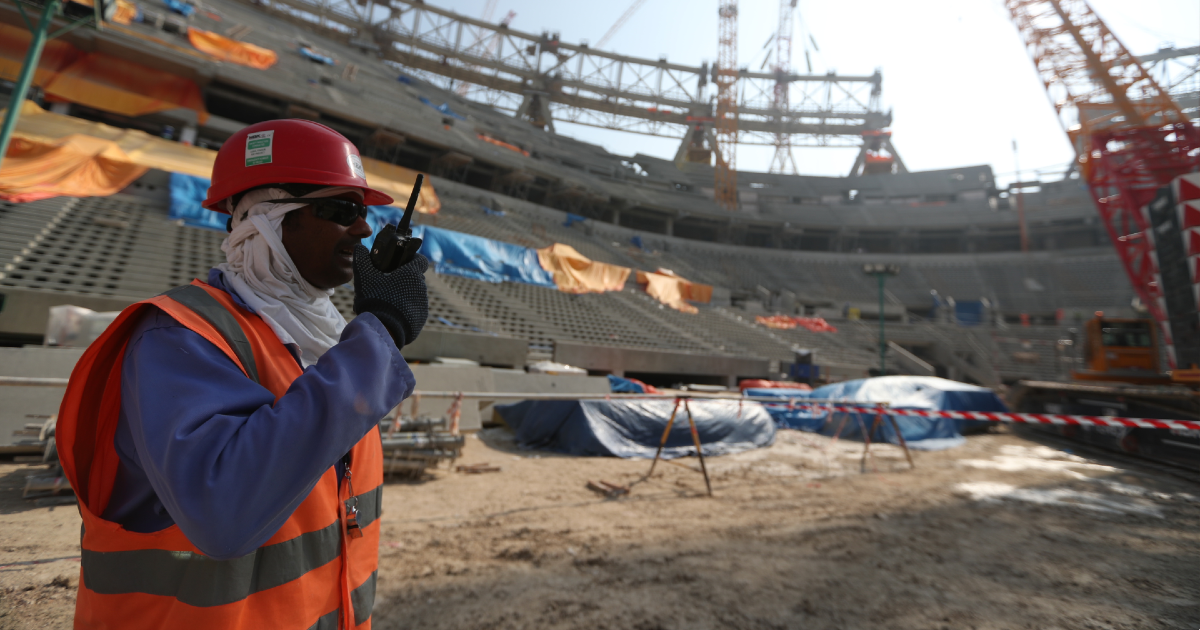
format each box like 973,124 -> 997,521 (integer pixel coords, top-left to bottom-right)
266,197 -> 368,226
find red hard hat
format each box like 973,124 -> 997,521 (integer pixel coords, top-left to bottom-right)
203,119 -> 394,212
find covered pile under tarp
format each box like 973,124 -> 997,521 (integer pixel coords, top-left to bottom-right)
748,376 -> 1007,450
494,399 -> 775,459
606,374 -> 660,394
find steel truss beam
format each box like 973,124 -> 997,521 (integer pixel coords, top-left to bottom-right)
243,0 -> 890,143
1006,0 -> 1195,366
1134,46 -> 1199,120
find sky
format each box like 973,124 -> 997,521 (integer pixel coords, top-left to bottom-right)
432,0 -> 1199,185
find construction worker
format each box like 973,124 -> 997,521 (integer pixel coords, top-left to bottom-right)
55,120 -> 428,629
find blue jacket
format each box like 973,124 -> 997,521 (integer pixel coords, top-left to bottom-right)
101,270 -> 415,560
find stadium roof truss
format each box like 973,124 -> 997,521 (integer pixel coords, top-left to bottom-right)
1132,45 -> 1200,121
245,0 -> 892,147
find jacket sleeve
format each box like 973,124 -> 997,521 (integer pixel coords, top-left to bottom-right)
120,310 -> 414,560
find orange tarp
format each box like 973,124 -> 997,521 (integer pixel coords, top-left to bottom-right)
187,28 -> 278,70
361,157 -> 441,214
537,243 -> 631,294
652,268 -> 712,303
8,101 -> 216,178
0,26 -> 78,86
0,133 -> 147,202
45,53 -> 208,123
755,315 -> 838,333
634,269 -> 713,314
477,134 -> 530,157
4,102 -> 439,208
0,23 -> 208,123
68,0 -> 138,24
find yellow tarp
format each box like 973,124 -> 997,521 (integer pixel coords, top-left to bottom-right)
537,243 -> 631,294
7,101 -> 217,178
362,157 -> 441,214
187,28 -> 278,70
2,102 -> 439,211
634,269 -> 713,314
0,133 -> 147,202
0,23 -> 209,123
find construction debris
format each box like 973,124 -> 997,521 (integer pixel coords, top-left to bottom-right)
586,479 -> 630,498
379,396 -> 466,479
21,416 -> 76,503
456,463 -> 501,474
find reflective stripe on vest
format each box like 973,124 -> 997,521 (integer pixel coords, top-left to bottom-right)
80,487 -> 382,606
58,281 -> 385,630
351,571 -> 377,626
303,576 -> 375,630
159,284 -> 261,384
82,522 -> 340,606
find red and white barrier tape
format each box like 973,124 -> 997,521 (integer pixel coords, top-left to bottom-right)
764,403 -> 1200,432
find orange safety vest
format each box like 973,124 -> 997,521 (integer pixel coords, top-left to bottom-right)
56,280 -> 383,630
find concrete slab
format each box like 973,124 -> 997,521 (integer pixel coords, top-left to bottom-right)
0,347 -> 84,451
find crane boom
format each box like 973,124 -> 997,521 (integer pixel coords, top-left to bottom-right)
1005,0 -> 1186,160
1005,0 -> 1200,368
769,0 -> 798,174
595,0 -> 648,50
714,0 -> 739,210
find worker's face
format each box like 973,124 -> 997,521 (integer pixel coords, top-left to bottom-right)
281,192 -> 372,290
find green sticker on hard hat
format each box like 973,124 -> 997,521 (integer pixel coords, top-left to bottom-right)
245,130 -> 274,167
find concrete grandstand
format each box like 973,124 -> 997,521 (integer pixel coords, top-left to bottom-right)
0,0 -> 1139,387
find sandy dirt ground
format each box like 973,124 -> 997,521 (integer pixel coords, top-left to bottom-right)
2,426 -> 1198,629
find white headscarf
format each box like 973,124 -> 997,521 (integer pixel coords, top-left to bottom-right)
216,186 -> 360,367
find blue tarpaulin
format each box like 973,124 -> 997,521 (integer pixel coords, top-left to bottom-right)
165,0 -> 195,16
955,300 -> 986,326
169,173 -> 225,232
419,96 -> 466,120
411,224 -> 555,288
607,374 -> 646,393
494,399 -> 775,459
299,46 -> 334,65
169,194 -> 553,289
748,376 -> 1007,450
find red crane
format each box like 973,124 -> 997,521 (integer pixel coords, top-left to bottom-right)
1006,0 -> 1200,364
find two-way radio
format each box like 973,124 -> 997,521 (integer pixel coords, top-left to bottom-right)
369,173 -> 424,273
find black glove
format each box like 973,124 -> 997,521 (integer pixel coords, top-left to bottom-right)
353,243 -> 429,348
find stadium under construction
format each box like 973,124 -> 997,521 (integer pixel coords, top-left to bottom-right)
3,0 -> 1194,392
4,0 -> 1200,627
